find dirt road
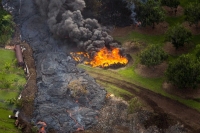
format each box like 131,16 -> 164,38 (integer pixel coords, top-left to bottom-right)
85,70 -> 200,133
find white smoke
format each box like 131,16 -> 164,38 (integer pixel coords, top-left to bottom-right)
35,0 -> 121,55
125,0 -> 148,24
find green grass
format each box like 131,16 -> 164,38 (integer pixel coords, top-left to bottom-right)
97,80 -> 133,99
0,49 -> 26,89
79,64 -> 200,111
180,0 -> 197,8
0,108 -> 21,133
114,31 -> 165,45
165,15 -> 185,27
0,49 -> 25,133
118,66 -> 164,92
0,90 -> 19,100
0,49 -> 15,67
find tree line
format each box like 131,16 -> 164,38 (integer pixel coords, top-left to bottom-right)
133,0 -> 200,89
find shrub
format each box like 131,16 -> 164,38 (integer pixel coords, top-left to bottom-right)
128,97 -> 142,113
166,54 -> 200,89
139,45 -> 168,68
67,80 -> 88,98
0,9 -> 14,46
165,24 -> 192,49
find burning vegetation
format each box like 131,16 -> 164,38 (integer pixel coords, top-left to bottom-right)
70,47 -> 128,68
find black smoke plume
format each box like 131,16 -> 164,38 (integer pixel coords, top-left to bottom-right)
35,0 -> 123,56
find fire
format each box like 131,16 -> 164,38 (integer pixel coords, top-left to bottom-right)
70,52 -> 89,62
70,47 -> 128,68
87,47 -> 128,67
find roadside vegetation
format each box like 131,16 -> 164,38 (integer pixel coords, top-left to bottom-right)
0,49 -> 26,133
0,2 -> 14,47
0,3 -> 25,132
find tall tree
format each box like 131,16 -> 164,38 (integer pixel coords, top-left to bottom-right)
166,54 -> 200,89
134,0 -> 165,28
161,0 -> 180,15
139,45 -> 168,68
165,24 -> 192,49
184,2 -> 200,28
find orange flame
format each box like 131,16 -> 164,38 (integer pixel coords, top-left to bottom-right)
70,52 -> 89,62
87,47 -> 128,67
70,47 -> 128,68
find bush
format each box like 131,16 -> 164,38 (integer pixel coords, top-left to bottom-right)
166,54 -> 200,89
165,24 -> 192,49
67,80 -> 88,98
0,9 -> 14,46
128,97 -> 142,113
184,2 -> 200,28
139,45 -> 168,68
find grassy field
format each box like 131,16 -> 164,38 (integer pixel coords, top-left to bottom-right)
0,49 -> 26,133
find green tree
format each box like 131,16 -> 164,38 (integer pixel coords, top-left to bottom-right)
184,2 -> 200,28
161,0 -> 180,15
0,9 -> 14,46
165,24 -> 192,49
139,45 -> 168,68
135,0 -> 165,28
166,54 -> 200,89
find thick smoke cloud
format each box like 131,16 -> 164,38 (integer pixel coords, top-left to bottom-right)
35,0 -> 121,56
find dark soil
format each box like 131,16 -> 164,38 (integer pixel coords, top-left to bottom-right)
163,42 -> 193,56
135,62 -> 168,78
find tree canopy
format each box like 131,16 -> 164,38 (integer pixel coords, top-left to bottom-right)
161,0 -> 180,14
166,54 -> 200,89
139,44 -> 168,68
165,24 -> 192,49
161,0 -> 180,8
134,0 -> 165,28
0,7 -> 14,46
184,2 -> 200,28
97,0 -> 132,26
